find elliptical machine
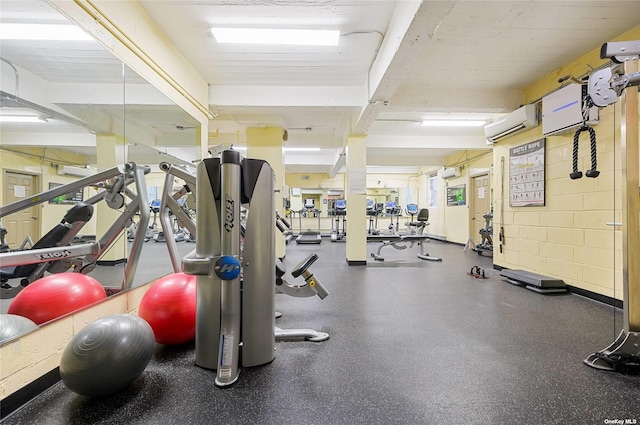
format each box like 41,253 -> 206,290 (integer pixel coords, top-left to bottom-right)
367,200 -> 385,235
385,200 -> 402,235
330,199 -> 346,242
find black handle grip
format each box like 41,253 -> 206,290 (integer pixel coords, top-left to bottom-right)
292,253 -> 319,278
280,217 -> 292,229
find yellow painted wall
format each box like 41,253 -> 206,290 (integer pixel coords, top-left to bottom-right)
285,173 -> 343,190
492,25 -> 640,299
0,148 -> 98,239
428,150 -> 493,244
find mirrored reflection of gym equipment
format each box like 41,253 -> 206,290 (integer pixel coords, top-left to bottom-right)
0,163 -> 150,298
330,199 -> 346,242
275,211 -> 294,244
157,162 -> 197,272
366,199 -> 384,236
385,200 -> 402,235
296,198 -> 322,244
582,41 -> 640,372
183,151 -> 329,387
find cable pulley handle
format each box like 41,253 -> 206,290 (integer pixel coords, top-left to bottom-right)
570,125 -> 599,180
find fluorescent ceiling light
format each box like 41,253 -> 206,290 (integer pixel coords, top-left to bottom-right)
0,23 -> 93,41
420,120 -> 486,127
211,28 -> 339,46
0,116 -> 47,123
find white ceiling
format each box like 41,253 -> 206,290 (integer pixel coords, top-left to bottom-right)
1,0 -> 639,174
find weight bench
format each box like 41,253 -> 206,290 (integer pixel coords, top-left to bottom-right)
367,234 -> 442,262
0,203 -> 94,297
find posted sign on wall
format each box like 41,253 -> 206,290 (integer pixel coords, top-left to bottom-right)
509,139 -> 546,207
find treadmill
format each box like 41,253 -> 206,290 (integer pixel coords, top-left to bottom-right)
296,198 -> 322,244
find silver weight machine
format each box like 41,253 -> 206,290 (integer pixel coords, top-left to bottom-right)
582,40 -> 640,372
183,151 -> 329,387
0,163 -> 150,297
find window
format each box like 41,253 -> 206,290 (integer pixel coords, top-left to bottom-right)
428,174 -> 438,208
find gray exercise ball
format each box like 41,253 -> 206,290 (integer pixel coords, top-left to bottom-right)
60,314 -> 155,397
0,314 -> 38,343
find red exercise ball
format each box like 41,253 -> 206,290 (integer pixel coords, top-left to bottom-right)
8,273 -> 107,325
138,272 -> 197,345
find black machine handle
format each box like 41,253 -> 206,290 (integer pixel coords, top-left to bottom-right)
292,253 -> 319,278
570,125 -> 600,179
275,211 -> 292,234
279,216 -> 292,229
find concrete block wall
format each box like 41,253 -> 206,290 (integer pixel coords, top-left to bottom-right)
491,25 -> 640,299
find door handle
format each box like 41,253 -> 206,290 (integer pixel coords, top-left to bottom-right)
32,216 -> 37,219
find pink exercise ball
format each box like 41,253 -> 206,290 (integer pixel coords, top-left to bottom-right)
138,272 -> 197,345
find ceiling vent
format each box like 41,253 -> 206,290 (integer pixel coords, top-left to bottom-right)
484,104 -> 538,144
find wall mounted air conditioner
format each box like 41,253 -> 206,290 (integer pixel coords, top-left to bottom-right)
484,104 -> 538,144
440,167 -> 461,179
542,83 -> 598,136
57,165 -> 93,178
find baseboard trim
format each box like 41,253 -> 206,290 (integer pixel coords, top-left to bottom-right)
0,368 -> 60,420
567,285 -> 623,308
96,258 -> 127,266
347,259 -> 367,266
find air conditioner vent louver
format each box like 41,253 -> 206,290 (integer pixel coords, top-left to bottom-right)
440,167 -> 461,179
484,104 -> 538,144
57,165 -> 93,178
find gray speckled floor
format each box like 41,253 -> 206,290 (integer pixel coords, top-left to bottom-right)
2,239 -> 639,425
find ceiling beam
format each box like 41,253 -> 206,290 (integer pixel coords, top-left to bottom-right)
209,85 -> 364,108
366,134 -> 489,150
353,1 -> 460,133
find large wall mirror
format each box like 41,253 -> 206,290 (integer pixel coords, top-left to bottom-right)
0,0 -> 198,342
